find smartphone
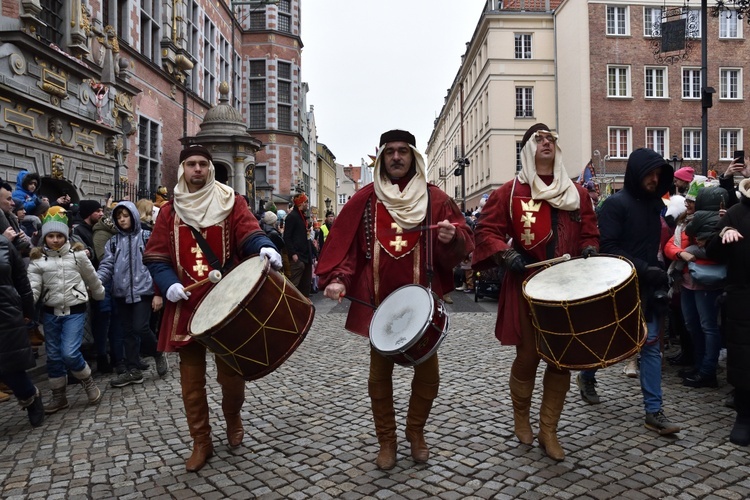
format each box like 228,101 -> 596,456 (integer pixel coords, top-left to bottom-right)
105,192 -> 112,199
734,150 -> 745,164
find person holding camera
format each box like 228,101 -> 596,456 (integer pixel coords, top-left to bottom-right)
577,148 -> 682,436
719,150 -> 748,209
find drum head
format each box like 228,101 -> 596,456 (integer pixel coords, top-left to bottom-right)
524,256 -> 633,302
190,256 -> 267,336
370,285 -> 434,353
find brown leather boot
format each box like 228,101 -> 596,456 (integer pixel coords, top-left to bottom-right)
218,367 -> 245,448
181,362 -> 214,472
369,381 -> 397,470
509,374 -> 535,445
537,369 -> 570,461
405,381 -> 439,463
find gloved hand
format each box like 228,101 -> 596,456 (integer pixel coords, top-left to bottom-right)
643,266 -> 668,288
166,283 -> 190,303
582,246 -> 598,259
260,247 -> 283,270
502,249 -> 527,274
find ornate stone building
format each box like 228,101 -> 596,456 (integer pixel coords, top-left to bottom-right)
0,0 -> 305,211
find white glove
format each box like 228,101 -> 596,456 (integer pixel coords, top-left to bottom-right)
260,247 -> 283,270
166,283 -> 190,302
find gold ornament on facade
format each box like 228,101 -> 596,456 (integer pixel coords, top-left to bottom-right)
79,2 -> 92,36
50,154 -> 65,180
114,93 -> 134,112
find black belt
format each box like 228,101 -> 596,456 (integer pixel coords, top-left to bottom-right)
43,303 -> 87,315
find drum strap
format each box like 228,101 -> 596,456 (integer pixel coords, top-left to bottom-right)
546,208 -> 558,260
187,225 -> 228,274
425,188 -> 434,289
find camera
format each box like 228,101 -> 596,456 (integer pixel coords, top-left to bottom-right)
734,150 -> 744,164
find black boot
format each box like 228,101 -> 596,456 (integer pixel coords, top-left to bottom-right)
730,416 -> 750,446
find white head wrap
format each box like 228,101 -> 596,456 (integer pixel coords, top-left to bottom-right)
172,160 -> 235,228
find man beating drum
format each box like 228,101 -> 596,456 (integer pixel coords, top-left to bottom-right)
317,129 -> 474,470
144,144 -> 283,472
472,123 -> 599,461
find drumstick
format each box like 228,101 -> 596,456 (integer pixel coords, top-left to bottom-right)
340,293 -> 377,309
525,253 -> 571,269
400,222 -> 460,234
184,270 -> 223,292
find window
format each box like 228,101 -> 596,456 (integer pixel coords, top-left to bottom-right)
608,127 -> 631,159
278,0 -> 292,33
644,7 -> 662,37
138,117 -> 160,195
682,68 -> 701,99
645,67 -> 667,98
514,34 -> 532,59
220,37 -> 231,96
39,0 -> 64,46
203,17 -> 217,103
720,68 -> 741,99
515,87 -> 533,118
646,128 -> 667,157
516,141 -> 523,172
683,129 -> 702,160
278,62 -> 292,131
188,0 -> 200,91
606,6 -> 628,36
686,9 -> 701,38
250,11 -> 265,29
248,60 -> 266,129
720,10 -> 742,38
140,0 -> 161,62
720,129 -> 741,160
338,194 -> 347,205
233,52 -> 242,109
607,66 -> 630,97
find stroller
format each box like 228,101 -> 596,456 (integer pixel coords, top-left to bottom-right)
474,265 -> 504,302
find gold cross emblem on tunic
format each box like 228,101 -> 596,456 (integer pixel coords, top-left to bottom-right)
193,260 -> 208,277
521,212 -> 536,228
390,236 -> 408,252
521,229 -> 535,246
191,245 -> 203,259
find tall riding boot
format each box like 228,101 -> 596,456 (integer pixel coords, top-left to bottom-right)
405,381 -> 439,463
509,373 -> 535,445
369,381 -> 397,470
181,362 -> 214,472
218,367 -> 246,448
537,369 -> 570,461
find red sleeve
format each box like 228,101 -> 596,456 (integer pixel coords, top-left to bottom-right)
472,183 -> 513,270
576,185 -> 600,252
663,228 -> 686,261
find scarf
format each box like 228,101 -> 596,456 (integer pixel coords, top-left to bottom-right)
172,160 -> 235,229
517,138 -> 580,211
372,145 -> 429,229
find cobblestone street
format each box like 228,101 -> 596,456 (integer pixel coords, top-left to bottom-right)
1,291 -> 748,499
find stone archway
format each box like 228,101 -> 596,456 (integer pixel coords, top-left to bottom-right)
214,162 -> 230,185
38,177 -> 80,204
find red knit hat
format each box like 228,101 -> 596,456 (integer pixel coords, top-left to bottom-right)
293,193 -> 308,206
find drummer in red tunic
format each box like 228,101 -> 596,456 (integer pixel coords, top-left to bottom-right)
143,145 -> 283,472
472,123 -> 599,461
317,129 -> 473,470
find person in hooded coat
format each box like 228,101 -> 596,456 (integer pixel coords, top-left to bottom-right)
579,148 -> 682,436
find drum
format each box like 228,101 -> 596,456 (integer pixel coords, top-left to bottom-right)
369,285 -> 449,366
522,255 -> 645,370
189,256 -> 315,381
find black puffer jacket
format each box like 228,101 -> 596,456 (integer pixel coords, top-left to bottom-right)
706,187 -> 750,389
0,235 -> 35,375
598,148 -> 673,320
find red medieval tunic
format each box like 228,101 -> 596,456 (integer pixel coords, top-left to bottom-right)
143,198 -> 265,352
472,177 -> 599,345
316,183 -> 474,337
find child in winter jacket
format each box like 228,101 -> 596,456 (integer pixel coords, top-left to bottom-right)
97,201 -> 167,388
27,208 -> 105,414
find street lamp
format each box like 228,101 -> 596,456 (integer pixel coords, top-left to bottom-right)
667,154 -> 683,171
324,197 -> 331,211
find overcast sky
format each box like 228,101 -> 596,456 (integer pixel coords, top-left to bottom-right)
301,1 -> 488,167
